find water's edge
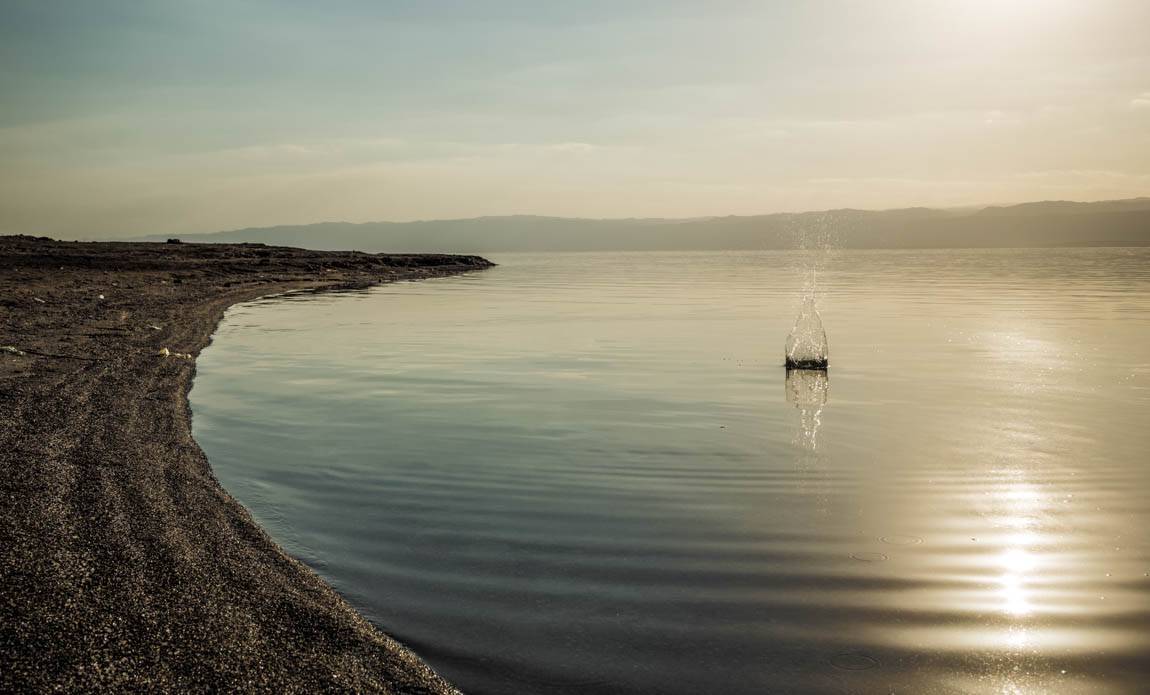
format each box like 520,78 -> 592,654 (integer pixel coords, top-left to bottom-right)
187,279 -> 473,692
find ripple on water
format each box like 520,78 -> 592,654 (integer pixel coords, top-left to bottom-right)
830,652 -> 880,671
881,534 -> 924,546
192,250 -> 1150,695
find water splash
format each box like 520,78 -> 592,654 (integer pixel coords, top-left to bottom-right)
785,293 -> 829,369
781,210 -> 836,370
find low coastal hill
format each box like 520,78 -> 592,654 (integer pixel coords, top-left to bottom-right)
139,198 -> 1150,253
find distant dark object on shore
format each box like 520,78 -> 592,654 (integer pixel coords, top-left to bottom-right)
166,237 -> 182,244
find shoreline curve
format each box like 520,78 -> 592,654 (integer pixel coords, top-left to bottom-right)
0,235 -> 491,692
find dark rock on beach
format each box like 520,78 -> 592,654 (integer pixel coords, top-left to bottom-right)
0,236 -> 492,692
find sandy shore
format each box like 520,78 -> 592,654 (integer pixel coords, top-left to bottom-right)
0,236 -> 492,692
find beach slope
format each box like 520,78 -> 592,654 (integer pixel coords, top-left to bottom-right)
0,236 -> 491,692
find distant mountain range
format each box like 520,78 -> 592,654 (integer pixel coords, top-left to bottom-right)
142,198 -> 1150,252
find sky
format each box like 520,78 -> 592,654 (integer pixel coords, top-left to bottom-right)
1,0 -> 1149,238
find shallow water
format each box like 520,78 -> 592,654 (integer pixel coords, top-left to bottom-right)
192,249 -> 1150,694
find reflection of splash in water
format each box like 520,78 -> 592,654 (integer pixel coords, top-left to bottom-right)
785,368 -> 828,451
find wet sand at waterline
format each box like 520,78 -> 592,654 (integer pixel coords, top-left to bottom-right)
0,235 -> 490,692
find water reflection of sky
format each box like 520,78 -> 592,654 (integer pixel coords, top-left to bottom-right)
195,249 -> 1150,694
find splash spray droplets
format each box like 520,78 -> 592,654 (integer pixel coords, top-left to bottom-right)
785,294 -> 829,370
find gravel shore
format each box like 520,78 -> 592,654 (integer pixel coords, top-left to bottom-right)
0,236 -> 491,692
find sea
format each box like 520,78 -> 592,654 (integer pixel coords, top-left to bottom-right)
191,248 -> 1150,694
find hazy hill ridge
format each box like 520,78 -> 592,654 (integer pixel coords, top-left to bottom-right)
142,198 -> 1150,252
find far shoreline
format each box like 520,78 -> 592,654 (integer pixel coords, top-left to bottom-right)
0,235 -> 491,692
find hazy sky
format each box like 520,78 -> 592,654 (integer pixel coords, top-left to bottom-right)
2,0 -> 1149,238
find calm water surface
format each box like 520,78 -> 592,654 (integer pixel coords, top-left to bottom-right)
191,250 -> 1150,694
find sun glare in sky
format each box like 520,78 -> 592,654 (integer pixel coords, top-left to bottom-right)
0,0 -> 1147,237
